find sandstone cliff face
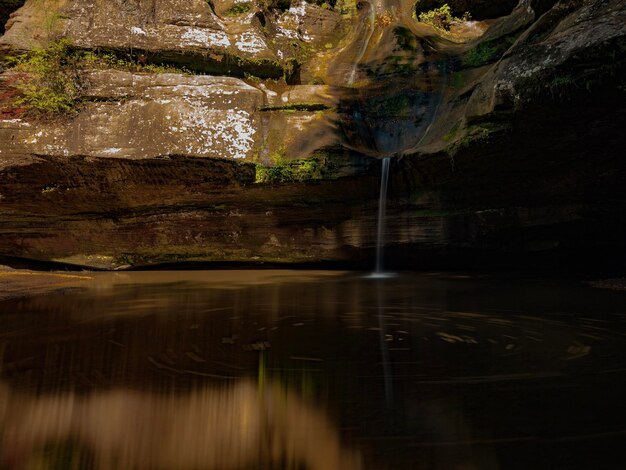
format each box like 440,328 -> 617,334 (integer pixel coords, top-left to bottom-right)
0,0 -> 624,269
0,0 -> 346,76
1,71 -> 266,159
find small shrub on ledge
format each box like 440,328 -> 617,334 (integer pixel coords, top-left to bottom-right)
7,38 -> 83,116
4,38 -> 194,118
415,4 -> 470,32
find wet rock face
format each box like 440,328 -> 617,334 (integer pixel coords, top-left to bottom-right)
420,0 -> 626,156
0,154 -> 382,268
338,82 -> 444,157
0,0 -> 624,269
464,0 -> 626,120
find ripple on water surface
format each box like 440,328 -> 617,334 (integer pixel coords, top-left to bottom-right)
1,271 -> 626,469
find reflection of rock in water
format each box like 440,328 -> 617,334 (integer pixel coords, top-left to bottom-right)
0,380 -> 361,470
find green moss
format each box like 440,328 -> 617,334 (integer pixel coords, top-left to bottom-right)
377,94 -> 413,119
462,34 -> 517,68
224,2 -> 251,16
445,124 -> 509,156
234,56 -> 284,79
393,27 -> 418,52
84,48 -> 282,80
255,155 -> 338,184
550,75 -> 574,87
543,74 -> 578,100
443,122 -> 459,142
451,71 -> 464,89
81,50 -> 193,74
243,72 -> 262,82
376,55 -> 418,75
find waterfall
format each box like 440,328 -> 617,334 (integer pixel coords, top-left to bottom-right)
347,0 -> 377,87
374,156 -> 391,274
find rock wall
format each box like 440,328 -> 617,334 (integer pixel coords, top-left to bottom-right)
1,71 -> 266,159
0,0 -> 624,269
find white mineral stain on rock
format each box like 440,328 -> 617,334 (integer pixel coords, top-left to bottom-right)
217,109 -> 256,159
289,1 -> 307,17
172,85 -> 235,96
5,71 -> 262,161
170,96 -> 256,159
101,148 -> 123,155
44,145 -> 70,156
258,84 -> 278,100
235,31 -> 267,54
0,119 -> 30,126
181,28 -> 231,47
276,26 -> 298,40
276,1 -> 315,43
292,114 -> 316,131
131,27 -> 147,36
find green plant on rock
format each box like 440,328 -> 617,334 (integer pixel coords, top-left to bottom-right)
8,38 -> 83,115
463,42 -> 497,67
462,34 -> 517,68
224,2 -> 251,16
80,50 -> 193,75
546,74 -> 576,100
415,4 -> 468,32
255,164 -> 292,183
550,75 -> 574,87
393,26 -> 418,52
417,4 -> 452,30
306,0 -> 336,9
255,155 -> 336,184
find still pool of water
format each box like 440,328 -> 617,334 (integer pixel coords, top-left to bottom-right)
1,270 -> 626,469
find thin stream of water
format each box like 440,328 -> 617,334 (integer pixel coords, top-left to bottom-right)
347,1 -> 377,86
375,157 -> 391,274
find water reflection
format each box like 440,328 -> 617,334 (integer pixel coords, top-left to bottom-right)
1,380 -> 360,470
2,271 -> 626,469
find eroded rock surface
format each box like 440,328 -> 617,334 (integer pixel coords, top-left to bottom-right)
465,0 -> 626,119
0,0 -> 624,269
0,71 -> 265,159
418,0 -> 626,154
